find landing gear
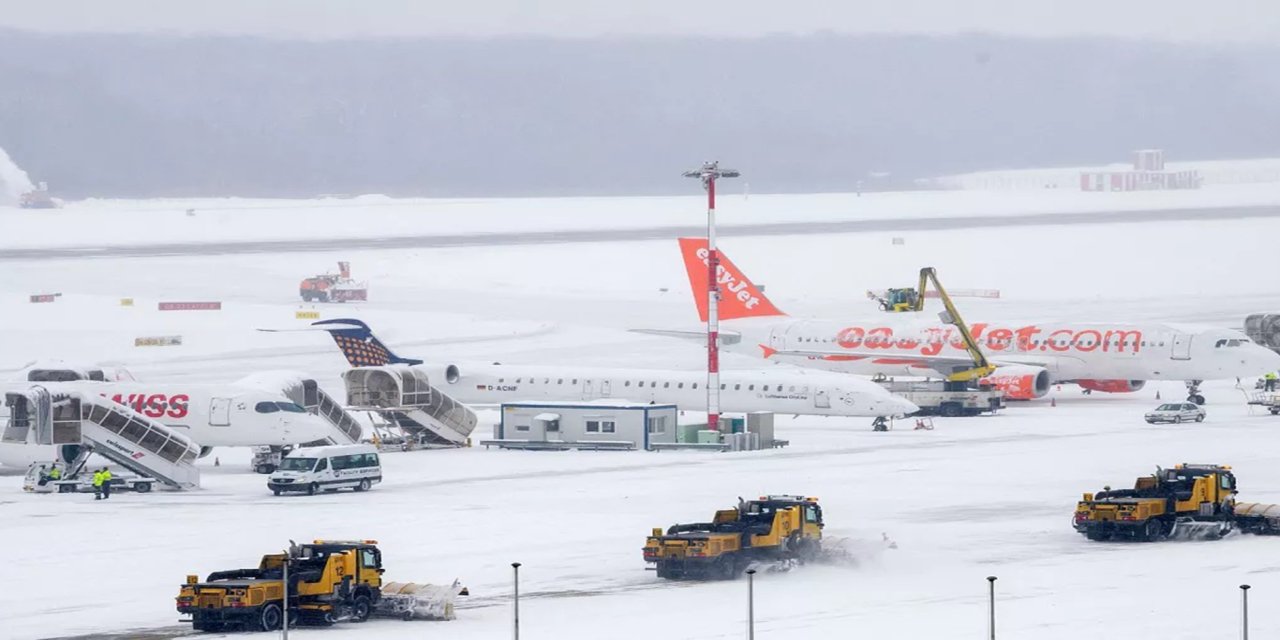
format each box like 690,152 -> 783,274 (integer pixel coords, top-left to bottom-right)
872,416 -> 889,432
1185,380 -> 1206,405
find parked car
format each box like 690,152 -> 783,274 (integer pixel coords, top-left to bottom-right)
1145,402 -> 1206,424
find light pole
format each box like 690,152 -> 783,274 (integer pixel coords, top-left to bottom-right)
281,550 -> 290,640
1241,584 -> 1251,640
683,161 -> 740,436
512,562 -> 522,640
986,575 -> 997,640
746,568 -> 757,640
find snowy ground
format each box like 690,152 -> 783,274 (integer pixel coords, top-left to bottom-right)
1,192 -> 1278,639
3,183 -> 1280,251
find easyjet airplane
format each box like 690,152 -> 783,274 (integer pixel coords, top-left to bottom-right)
313,319 -> 919,419
647,238 -> 1280,404
0,367 -> 346,468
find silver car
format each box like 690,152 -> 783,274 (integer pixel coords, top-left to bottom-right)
1145,402 -> 1206,424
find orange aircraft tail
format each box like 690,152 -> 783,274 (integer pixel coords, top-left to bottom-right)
677,237 -> 786,322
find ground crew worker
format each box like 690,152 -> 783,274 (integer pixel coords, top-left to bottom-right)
100,467 -> 113,499
1266,372 -> 1277,392
48,466 -> 61,481
36,465 -> 49,486
92,469 -> 104,500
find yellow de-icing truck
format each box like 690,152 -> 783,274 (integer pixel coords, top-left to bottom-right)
176,540 -> 384,632
1073,464 -> 1280,541
643,495 -> 824,579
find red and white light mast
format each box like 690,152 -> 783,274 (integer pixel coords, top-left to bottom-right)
683,161 -> 740,435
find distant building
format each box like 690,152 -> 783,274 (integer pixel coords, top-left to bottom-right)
1079,150 -> 1201,192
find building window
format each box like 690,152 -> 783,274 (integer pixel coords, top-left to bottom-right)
515,423 -> 530,432
648,416 -> 667,434
602,420 -> 616,433
586,420 -> 599,433
586,419 -> 615,433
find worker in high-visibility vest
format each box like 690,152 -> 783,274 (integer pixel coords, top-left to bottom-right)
92,469 -> 105,500
48,466 -> 61,481
1265,372 -> 1278,392
100,467 -> 113,500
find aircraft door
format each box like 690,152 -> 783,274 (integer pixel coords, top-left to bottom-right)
209,398 -> 232,426
601,381 -> 612,397
582,379 -> 594,401
815,388 -> 831,409
1171,334 -> 1193,361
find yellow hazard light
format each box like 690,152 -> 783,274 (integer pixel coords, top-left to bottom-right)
806,496 -> 819,501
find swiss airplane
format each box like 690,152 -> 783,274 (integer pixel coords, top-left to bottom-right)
651,238 -> 1280,404
315,319 -> 919,419
0,367 -> 343,468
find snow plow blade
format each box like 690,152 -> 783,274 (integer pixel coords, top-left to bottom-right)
374,580 -> 468,621
1235,503 -> 1280,535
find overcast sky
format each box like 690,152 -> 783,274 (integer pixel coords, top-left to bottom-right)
2,0 -> 1278,43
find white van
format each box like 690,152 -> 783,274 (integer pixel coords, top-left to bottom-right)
267,444 -> 382,496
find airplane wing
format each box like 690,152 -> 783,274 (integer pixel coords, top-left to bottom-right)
761,346 -> 1060,371
630,329 -> 743,345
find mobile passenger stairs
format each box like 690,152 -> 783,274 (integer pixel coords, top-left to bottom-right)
3,386 -> 201,489
343,366 -> 477,447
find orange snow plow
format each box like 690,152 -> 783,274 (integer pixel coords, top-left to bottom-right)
300,262 -> 368,303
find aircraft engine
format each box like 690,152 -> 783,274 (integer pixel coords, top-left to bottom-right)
1076,379 -> 1146,393
980,365 -> 1051,400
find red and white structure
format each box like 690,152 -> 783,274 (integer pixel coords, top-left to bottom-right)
682,161 -> 740,434
1081,149 -> 1201,192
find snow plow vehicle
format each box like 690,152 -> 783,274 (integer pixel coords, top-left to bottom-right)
1073,464 -> 1280,542
299,261 -> 368,303
176,540 -> 465,632
643,495 -> 824,580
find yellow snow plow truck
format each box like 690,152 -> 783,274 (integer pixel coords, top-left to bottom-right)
643,495 -> 824,579
1073,464 -> 1280,542
177,540 -> 385,631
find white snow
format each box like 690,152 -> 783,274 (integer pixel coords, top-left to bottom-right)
3,183 -> 1280,250
1,191 -> 1277,639
0,145 -> 35,206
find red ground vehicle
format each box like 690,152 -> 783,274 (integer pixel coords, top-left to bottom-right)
300,262 -> 368,303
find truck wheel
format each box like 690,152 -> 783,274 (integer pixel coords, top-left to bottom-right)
58,484 -> 75,493
717,558 -> 738,580
318,292 -> 329,303
355,479 -> 371,492
307,482 -> 319,496
134,482 -> 151,493
260,603 -> 283,631
352,595 -> 372,622
256,464 -> 274,474
1143,520 -> 1163,542
1085,528 -> 1109,541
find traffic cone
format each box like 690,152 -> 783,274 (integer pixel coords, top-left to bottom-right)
1156,390 -> 1161,400
1050,397 -> 1056,407
214,457 -> 220,467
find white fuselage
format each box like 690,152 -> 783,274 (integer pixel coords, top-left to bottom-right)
0,380 -> 335,468
726,317 -> 1280,382
406,362 -> 918,418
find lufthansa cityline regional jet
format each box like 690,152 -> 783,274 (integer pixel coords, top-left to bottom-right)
642,238 -> 1280,405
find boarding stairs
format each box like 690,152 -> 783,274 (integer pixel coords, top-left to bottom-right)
343,366 -> 477,446
283,378 -> 366,446
4,386 -> 201,489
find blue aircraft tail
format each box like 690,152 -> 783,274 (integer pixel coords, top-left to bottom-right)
312,318 -> 424,367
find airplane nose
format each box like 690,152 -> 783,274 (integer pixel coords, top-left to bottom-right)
1254,346 -> 1280,374
880,396 -> 919,416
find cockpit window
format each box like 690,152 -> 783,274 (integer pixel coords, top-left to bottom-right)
275,402 -> 307,413
254,402 -> 280,413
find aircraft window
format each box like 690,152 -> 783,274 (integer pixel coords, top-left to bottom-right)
499,378 -> 505,383
557,379 -> 563,384
624,381 -> 631,387
650,381 -> 656,388
678,383 -> 684,389
789,386 -> 796,392
748,385 -> 755,391
777,385 -> 783,392
255,402 -> 280,414
734,384 -> 741,391
572,379 -> 578,384
720,384 -> 727,390
276,402 -> 306,413
664,382 -> 670,388
516,378 -> 522,383
544,379 -> 550,384
692,383 -> 699,389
